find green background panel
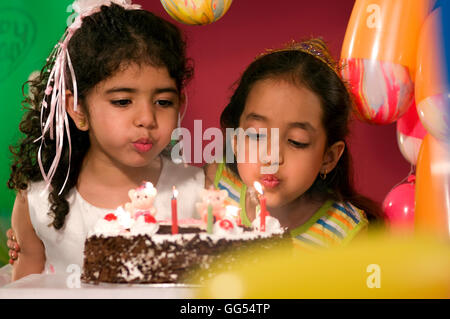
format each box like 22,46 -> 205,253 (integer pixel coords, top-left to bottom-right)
0,0 -> 72,266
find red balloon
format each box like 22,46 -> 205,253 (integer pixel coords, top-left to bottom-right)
396,102 -> 427,139
382,175 -> 415,234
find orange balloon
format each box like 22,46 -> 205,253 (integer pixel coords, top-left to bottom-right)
415,134 -> 450,239
341,0 -> 433,77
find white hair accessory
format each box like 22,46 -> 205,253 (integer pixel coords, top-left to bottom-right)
72,0 -> 139,15
36,0 -> 141,195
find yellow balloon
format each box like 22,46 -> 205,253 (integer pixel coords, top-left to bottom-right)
194,234 -> 450,299
160,0 -> 233,25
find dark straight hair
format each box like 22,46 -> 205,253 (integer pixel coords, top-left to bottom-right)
220,40 -> 384,225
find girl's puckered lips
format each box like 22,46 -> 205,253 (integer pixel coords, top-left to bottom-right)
260,174 -> 280,188
133,138 -> 153,153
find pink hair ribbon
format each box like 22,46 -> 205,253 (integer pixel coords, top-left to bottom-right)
35,0 -> 141,195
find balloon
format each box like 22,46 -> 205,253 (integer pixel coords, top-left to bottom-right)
382,175 -> 415,235
340,0 -> 433,124
194,234 -> 450,298
396,102 -> 427,165
415,134 -> 450,239
160,0 -> 233,25
415,3 -> 450,143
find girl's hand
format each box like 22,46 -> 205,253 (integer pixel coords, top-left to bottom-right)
11,191 -> 45,281
6,228 -> 20,265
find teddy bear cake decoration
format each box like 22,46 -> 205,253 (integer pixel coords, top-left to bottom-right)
90,182 -> 159,237
195,188 -> 247,235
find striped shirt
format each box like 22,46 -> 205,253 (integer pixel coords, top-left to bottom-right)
290,200 -> 368,250
213,162 -> 369,248
214,161 -> 251,226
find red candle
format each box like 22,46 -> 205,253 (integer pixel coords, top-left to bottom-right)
171,186 -> 178,234
253,181 -> 266,232
259,194 -> 266,232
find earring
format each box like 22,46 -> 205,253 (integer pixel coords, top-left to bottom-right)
320,169 -> 327,180
78,118 -> 86,128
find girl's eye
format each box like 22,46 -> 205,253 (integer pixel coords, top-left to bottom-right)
155,99 -> 173,108
111,99 -> 131,107
288,139 -> 309,148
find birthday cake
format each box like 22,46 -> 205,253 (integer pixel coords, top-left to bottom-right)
81,182 -> 288,284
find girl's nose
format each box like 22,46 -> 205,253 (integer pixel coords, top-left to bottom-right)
264,148 -> 284,167
134,102 -> 157,129
260,134 -> 283,167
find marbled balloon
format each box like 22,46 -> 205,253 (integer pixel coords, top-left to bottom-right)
417,93 -> 450,144
341,58 -> 414,124
160,0 -> 233,25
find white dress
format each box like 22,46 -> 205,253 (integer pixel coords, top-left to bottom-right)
25,156 -> 205,276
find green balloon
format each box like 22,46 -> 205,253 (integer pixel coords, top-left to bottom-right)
0,0 -> 73,265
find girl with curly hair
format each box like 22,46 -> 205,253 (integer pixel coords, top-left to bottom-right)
5,1 -> 204,281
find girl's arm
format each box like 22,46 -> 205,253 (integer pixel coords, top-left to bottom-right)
11,191 -> 45,281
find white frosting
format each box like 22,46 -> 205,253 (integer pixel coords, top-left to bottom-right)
128,215 -> 159,236
89,206 -> 284,241
251,215 -> 283,234
116,206 -> 134,229
90,207 -> 159,237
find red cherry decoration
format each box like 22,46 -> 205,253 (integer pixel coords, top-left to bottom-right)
144,214 -> 156,224
219,219 -> 234,230
104,213 -> 117,221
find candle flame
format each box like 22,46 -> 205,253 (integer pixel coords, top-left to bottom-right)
172,186 -> 178,198
253,181 -> 263,195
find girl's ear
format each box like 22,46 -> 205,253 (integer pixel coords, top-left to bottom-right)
65,89 -> 89,131
321,141 -> 345,175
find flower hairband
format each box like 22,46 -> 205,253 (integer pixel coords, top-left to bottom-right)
36,0 -> 141,195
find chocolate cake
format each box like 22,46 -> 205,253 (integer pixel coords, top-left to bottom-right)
81,224 -> 288,284
81,184 -> 288,284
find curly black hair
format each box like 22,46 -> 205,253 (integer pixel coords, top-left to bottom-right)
8,4 -> 193,230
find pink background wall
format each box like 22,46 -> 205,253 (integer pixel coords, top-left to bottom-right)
139,0 -> 412,204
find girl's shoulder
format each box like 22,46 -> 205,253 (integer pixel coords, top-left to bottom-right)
27,180 -> 48,195
291,199 -> 369,250
26,181 -> 50,207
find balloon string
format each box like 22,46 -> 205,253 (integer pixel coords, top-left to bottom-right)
387,163 -> 416,198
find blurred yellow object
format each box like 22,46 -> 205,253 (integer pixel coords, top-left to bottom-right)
160,0 -> 233,25
195,233 -> 450,298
